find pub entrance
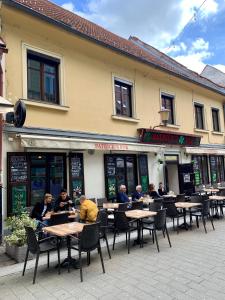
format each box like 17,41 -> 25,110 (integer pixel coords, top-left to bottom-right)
164,155 -> 179,195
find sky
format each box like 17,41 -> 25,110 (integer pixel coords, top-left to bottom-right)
52,0 -> 225,74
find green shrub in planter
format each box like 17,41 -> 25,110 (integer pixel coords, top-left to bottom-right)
4,212 -> 37,262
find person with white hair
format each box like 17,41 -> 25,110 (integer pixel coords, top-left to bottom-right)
117,184 -> 129,203
132,185 -> 144,201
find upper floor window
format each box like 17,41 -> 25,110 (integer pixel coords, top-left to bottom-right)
161,94 -> 175,125
212,108 -> 220,132
115,79 -> 132,117
27,51 -> 59,104
194,103 -> 204,129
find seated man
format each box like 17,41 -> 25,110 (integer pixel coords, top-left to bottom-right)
54,188 -> 74,212
79,195 -> 98,223
117,184 -> 129,203
132,185 -> 144,201
31,193 -> 53,226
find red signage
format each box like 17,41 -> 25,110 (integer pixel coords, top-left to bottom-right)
138,129 -> 201,147
95,143 -> 129,150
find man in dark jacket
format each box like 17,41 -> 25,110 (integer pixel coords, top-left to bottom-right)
132,185 -> 144,201
117,185 -> 129,203
31,193 -> 53,222
54,188 -> 74,212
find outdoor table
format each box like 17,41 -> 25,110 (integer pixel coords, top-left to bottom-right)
175,202 -> 201,230
42,211 -> 78,220
103,203 -> 119,210
209,195 -> 225,218
43,222 -> 85,269
203,188 -> 219,194
125,210 -> 157,246
163,194 -> 177,198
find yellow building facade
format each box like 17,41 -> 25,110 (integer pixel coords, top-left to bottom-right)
1,0 -> 225,222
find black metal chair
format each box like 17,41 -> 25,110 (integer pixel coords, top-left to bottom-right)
97,198 -> 107,208
131,201 -> 143,210
96,210 -> 111,259
149,201 -> 162,212
112,211 -> 137,254
176,194 -> 186,202
163,201 -> 184,234
142,209 -> 171,252
22,226 -> 61,284
190,200 -> 215,233
49,212 -> 69,226
71,222 -> 105,282
118,203 -> 130,211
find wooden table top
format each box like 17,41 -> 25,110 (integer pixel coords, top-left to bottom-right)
43,211 -> 77,220
175,202 -> 201,209
125,209 -> 157,219
140,197 -> 154,204
209,195 -> 225,201
43,222 -> 85,237
203,188 -> 219,193
103,203 -> 119,209
163,194 -> 177,198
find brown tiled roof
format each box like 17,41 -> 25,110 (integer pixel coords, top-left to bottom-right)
4,0 -> 225,96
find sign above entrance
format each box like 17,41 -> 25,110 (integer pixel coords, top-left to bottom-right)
138,129 -> 201,147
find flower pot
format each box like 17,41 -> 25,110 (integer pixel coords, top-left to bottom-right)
5,243 -> 33,263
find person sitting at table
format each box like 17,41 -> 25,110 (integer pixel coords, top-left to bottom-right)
132,185 -> 144,201
79,195 -> 98,223
149,183 -> 160,198
54,188 -> 74,212
158,182 -> 167,196
117,184 -> 129,203
31,193 -> 53,226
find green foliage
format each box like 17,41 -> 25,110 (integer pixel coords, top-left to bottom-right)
4,212 -> 36,247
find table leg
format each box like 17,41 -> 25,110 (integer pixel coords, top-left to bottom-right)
59,236 -> 80,269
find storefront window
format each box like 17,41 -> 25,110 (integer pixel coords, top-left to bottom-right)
209,155 -> 225,184
192,155 -> 209,186
104,154 -> 144,200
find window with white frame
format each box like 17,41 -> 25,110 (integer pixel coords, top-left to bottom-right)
161,93 -> 175,125
212,108 -> 220,132
114,79 -> 133,118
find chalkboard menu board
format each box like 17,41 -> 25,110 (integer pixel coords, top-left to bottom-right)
10,155 -> 28,183
209,156 -> 217,183
69,154 -> 84,195
106,157 -> 116,176
12,185 -> 27,213
192,156 -> 201,186
138,155 -> 149,193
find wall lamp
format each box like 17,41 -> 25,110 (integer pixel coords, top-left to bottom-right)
153,108 -> 170,129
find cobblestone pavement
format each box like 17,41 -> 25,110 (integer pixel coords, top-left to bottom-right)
0,218 -> 225,300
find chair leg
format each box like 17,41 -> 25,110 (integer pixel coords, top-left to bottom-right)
128,231 -> 130,254
196,216 -> 199,228
172,218 -> 175,230
79,250 -> 83,282
210,215 -> 215,230
104,234 -> 111,259
177,218 -> 179,234
125,232 -> 127,245
22,248 -> 29,276
33,252 -> 40,284
57,238 -> 61,275
112,231 -> 116,250
87,251 -> 91,265
98,244 -> 105,274
47,251 -> 50,268
165,226 -> 172,248
154,229 -> 159,253
202,216 -> 207,234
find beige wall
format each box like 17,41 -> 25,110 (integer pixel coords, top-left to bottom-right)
1,6 -> 225,145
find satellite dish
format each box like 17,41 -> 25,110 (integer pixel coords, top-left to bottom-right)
5,100 -> 26,128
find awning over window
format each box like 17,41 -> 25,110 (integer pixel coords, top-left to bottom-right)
18,134 -> 165,153
185,147 -> 225,155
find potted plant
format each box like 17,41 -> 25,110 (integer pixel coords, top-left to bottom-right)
4,212 -> 37,263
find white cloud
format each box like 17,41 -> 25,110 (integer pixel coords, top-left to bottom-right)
61,2 -> 76,12
192,38 -> 209,51
213,64 -> 225,73
174,50 -> 212,73
60,0 -> 218,49
165,42 -> 187,54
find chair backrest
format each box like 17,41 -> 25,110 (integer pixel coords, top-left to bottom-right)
118,203 -> 130,211
79,223 -> 100,252
50,212 -> 69,225
201,194 -> 209,201
89,198 -> 96,203
163,201 -> 179,217
154,198 -> 163,205
219,189 -> 225,196
131,201 -> 143,210
149,202 -> 162,212
190,195 -> 202,203
154,209 -> 166,230
96,209 -> 108,227
114,211 -> 129,231
176,194 -> 185,202
96,198 -> 107,208
202,200 -> 210,215
25,226 -> 39,254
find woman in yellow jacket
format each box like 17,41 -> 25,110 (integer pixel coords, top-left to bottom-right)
79,195 -> 98,223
